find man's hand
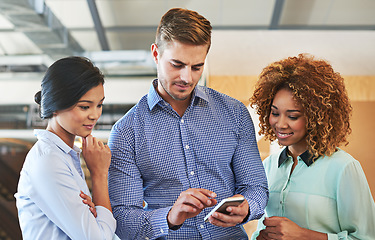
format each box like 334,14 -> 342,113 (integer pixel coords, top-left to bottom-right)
206,194 -> 249,227
167,188 -> 217,228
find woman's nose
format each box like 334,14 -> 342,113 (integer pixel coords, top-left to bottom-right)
89,108 -> 101,120
277,116 -> 288,128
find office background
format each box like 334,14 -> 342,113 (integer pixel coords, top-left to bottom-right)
0,0 -> 374,239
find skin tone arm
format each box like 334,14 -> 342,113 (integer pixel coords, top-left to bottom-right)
206,194 -> 249,227
80,191 -> 97,217
167,188 -> 217,228
81,135 -> 112,213
257,216 -> 328,240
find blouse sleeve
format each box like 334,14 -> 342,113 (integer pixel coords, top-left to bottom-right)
29,152 -> 116,240
332,160 -> 375,239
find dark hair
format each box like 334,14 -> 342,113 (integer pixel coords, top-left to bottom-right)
155,8 -> 212,55
34,56 -> 104,119
250,53 -> 352,158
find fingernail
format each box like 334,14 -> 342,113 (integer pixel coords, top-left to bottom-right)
207,200 -> 211,205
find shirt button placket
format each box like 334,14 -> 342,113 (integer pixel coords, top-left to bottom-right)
181,117 -> 199,188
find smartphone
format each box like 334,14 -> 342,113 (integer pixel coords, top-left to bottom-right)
204,196 -> 245,222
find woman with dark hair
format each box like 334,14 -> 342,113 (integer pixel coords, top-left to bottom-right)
15,57 -> 116,239
250,53 -> 375,239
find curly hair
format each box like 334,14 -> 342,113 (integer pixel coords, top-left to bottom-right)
250,53 -> 352,158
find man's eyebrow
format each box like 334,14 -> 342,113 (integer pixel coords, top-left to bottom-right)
171,59 -> 204,67
193,62 -> 205,67
171,59 -> 186,65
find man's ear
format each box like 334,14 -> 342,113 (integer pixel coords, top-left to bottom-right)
151,43 -> 159,64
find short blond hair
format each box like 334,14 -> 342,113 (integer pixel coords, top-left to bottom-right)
155,8 -> 212,55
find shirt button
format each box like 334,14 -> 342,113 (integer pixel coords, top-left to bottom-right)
181,119 -> 184,123
200,224 -> 204,228
160,228 -> 164,233
190,171 -> 194,175
145,238 -> 149,240
185,145 -> 189,149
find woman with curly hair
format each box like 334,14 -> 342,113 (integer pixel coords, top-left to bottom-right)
250,53 -> 375,240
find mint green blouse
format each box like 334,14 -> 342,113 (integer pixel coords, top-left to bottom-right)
251,148 -> 375,240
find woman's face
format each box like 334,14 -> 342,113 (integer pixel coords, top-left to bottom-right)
53,84 -> 104,144
269,88 -> 308,154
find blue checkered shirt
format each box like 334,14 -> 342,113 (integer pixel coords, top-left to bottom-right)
108,80 -> 268,240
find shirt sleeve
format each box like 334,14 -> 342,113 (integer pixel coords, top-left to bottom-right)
108,122 -> 170,240
232,104 -> 269,222
250,215 -> 266,239
29,152 -> 116,240
331,160 -> 375,239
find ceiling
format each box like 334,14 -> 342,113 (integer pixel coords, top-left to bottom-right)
0,0 -> 374,64
0,0 -> 374,138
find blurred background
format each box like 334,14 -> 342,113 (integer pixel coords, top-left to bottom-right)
0,0 -> 374,239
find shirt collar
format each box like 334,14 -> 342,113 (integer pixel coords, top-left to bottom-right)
34,129 -> 81,154
278,147 -> 317,167
147,79 -> 209,111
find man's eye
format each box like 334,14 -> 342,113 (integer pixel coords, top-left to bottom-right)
172,64 -> 183,68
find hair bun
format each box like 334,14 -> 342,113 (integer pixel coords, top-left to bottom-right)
34,91 -> 42,105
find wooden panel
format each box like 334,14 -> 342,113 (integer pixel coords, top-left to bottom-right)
340,101 -> 375,200
208,75 -> 375,102
207,75 -> 258,106
344,76 -> 375,101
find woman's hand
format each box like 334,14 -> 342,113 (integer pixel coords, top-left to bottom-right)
81,135 -> 111,178
260,216 -> 328,240
81,135 -> 112,212
80,191 -> 97,217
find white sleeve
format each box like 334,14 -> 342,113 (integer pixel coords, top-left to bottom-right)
29,152 -> 116,240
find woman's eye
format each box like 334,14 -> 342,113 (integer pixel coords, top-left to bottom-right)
98,104 -> 103,108
79,106 -> 89,110
271,112 -> 279,116
289,116 -> 298,120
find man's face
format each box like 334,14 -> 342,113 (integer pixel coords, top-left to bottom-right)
152,41 -> 209,104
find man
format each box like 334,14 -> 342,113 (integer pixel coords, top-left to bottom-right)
108,8 -> 268,239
